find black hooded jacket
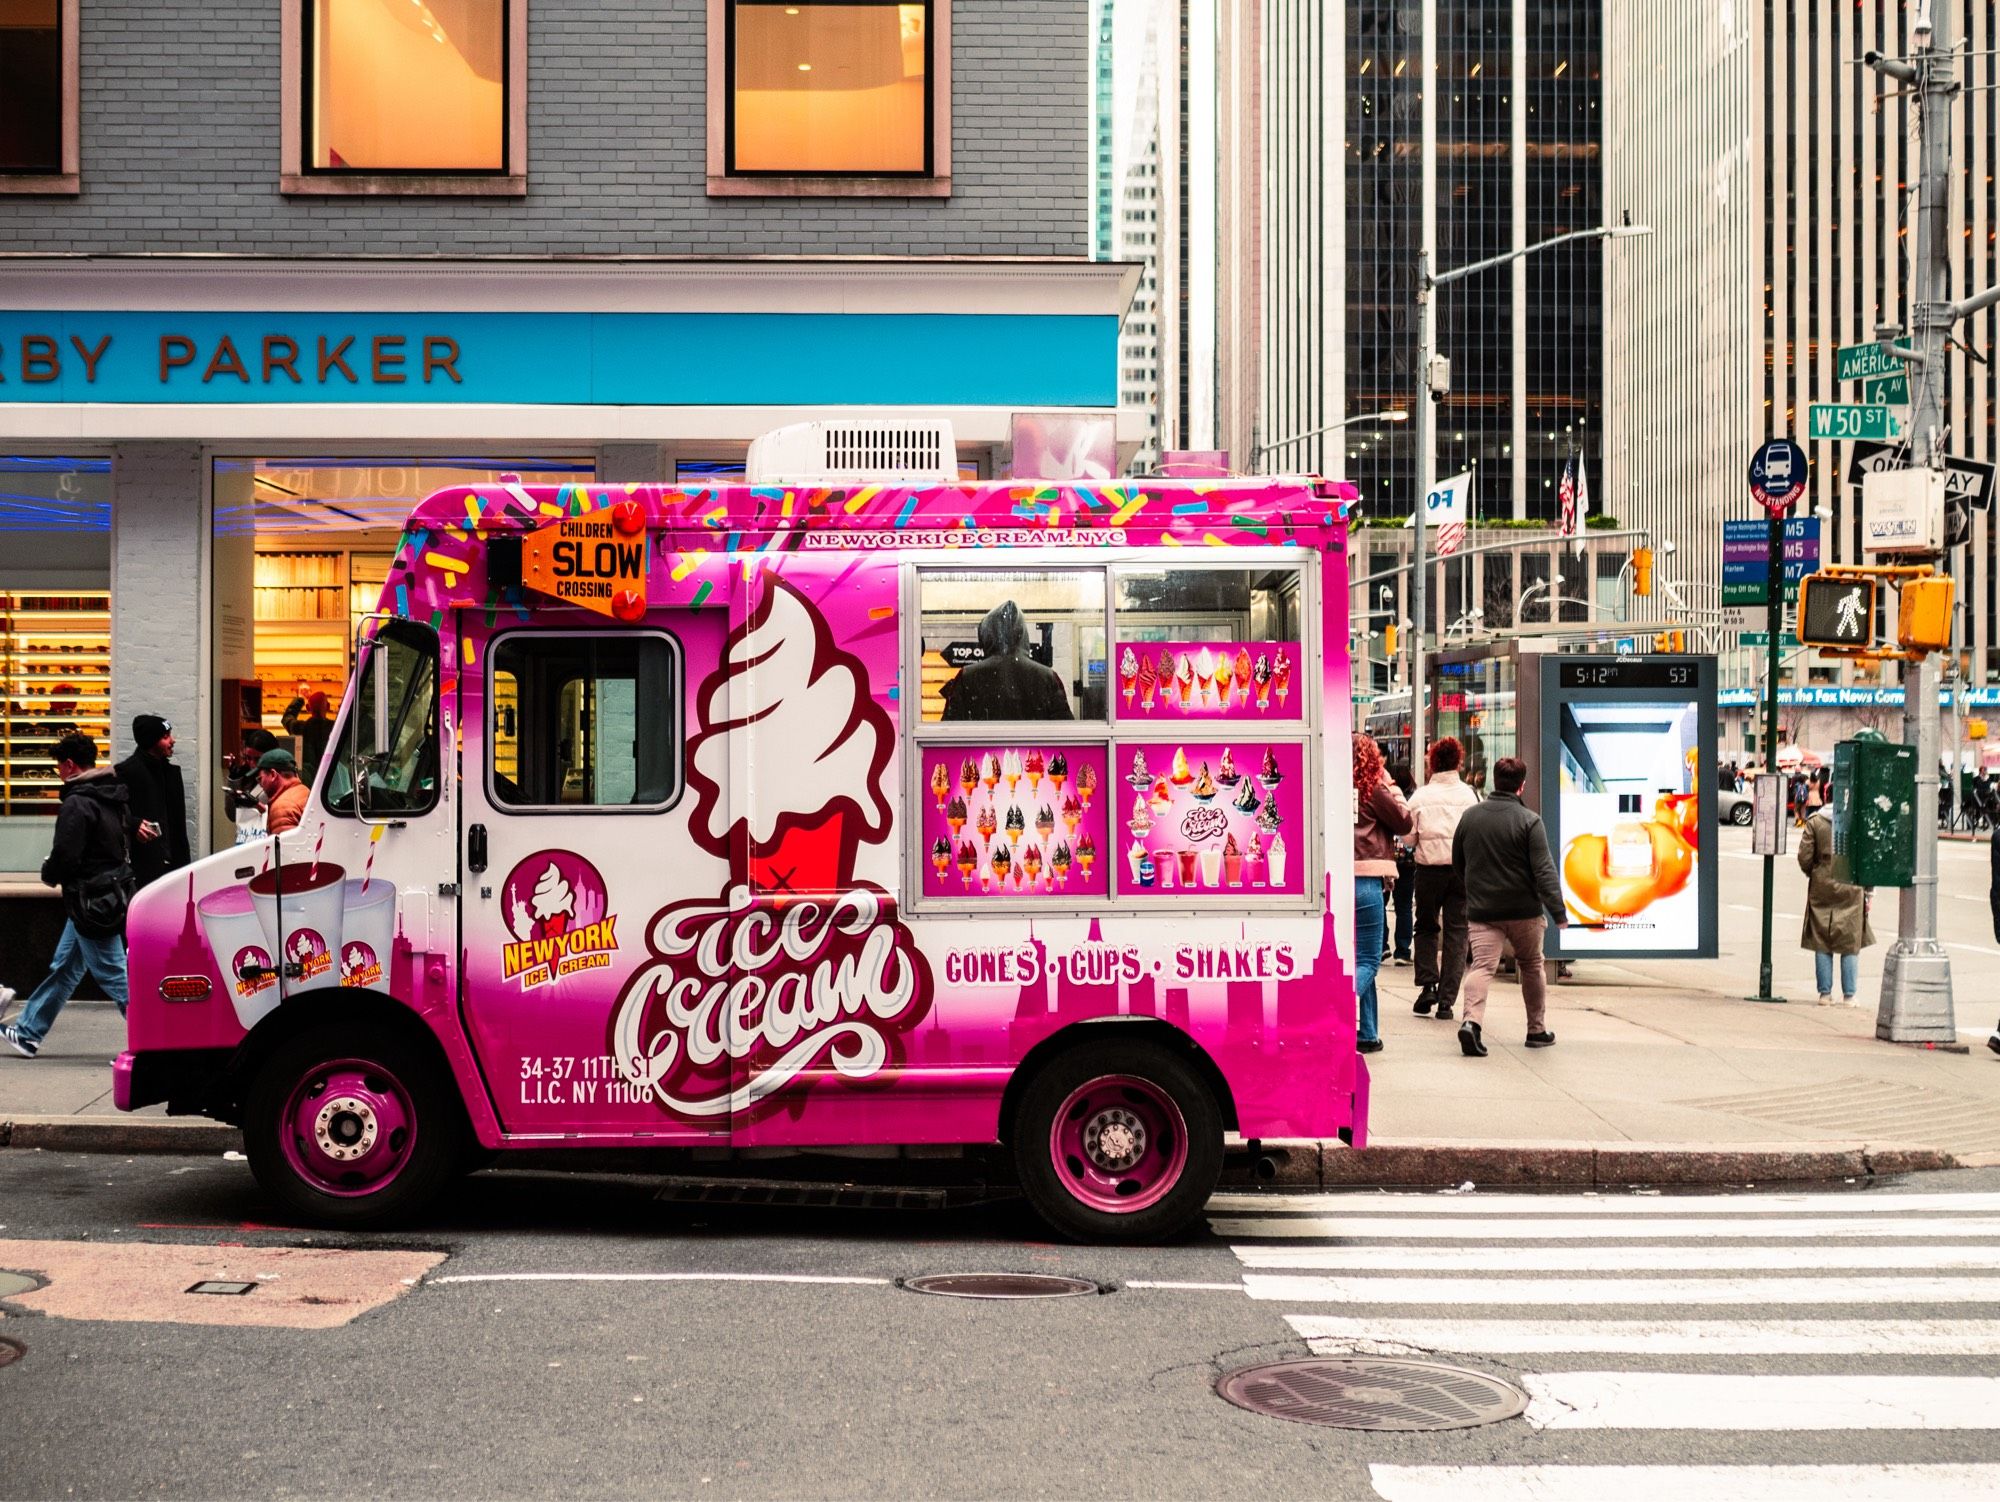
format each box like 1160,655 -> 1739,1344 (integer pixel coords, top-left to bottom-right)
115,748 -> 190,884
939,601 -> 1074,722
43,768 -> 132,894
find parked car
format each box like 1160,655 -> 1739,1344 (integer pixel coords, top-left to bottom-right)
1719,788 -> 1754,826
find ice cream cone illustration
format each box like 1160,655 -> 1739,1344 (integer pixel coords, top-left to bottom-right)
990,842 -> 1011,886
1127,748 -> 1152,790
1253,652 -> 1272,710
1025,749 -> 1045,794
1233,648 -> 1253,705
1035,803 -> 1056,844
1078,835 -> 1097,876
1170,747 -> 1194,787
957,839 -> 977,889
1119,646 -> 1140,706
1076,763 -> 1098,810
1138,658 -> 1157,710
1002,748 -> 1023,795
1023,843 -> 1043,889
1128,792 -> 1152,838
1174,654 -> 1194,708
531,862 -> 575,938
930,764 -> 950,810
1052,840 -> 1072,887
959,757 -> 979,800
1048,752 -> 1068,794
1275,649 -> 1293,706
976,803 -> 997,851
946,795 -> 968,838
983,753 -> 1002,792
1155,650 -> 1175,702
1195,646 -> 1216,706
930,837 -> 952,881
1213,650 -> 1234,706
1064,794 -> 1085,836
1005,805 -> 1025,845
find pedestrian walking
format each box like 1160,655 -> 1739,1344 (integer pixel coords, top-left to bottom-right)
115,713 -> 190,888
259,747 -> 310,834
2,734 -> 134,1059
1407,736 -> 1478,1020
1352,733 -> 1413,1056
1388,761 -> 1417,966
1797,802 -> 1871,1005
1451,755 -> 1565,1057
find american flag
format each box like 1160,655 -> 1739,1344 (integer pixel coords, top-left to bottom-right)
1558,452 -> 1578,540
1437,518 -> 1467,556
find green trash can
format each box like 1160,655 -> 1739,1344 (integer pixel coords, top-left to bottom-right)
1831,737 -> 1917,888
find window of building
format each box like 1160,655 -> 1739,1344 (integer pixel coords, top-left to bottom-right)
0,0 -> 79,192
489,633 -> 681,810
282,0 -> 528,194
710,0 -> 950,196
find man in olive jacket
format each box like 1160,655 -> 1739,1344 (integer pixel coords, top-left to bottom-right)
1450,755 -> 1565,1057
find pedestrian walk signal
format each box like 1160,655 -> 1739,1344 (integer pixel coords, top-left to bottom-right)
1797,574 -> 1878,648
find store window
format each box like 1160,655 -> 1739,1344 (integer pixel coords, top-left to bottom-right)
711,0 -> 950,195
210,456 -> 590,848
489,633 -> 680,809
282,0 -> 527,192
0,457 -> 110,872
0,0 -> 79,192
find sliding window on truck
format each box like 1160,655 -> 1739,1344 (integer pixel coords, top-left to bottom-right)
325,619 -> 440,818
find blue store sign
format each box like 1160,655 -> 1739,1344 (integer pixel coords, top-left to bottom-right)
0,312 -> 1119,408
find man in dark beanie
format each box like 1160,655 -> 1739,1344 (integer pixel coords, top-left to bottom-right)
116,713 -> 190,888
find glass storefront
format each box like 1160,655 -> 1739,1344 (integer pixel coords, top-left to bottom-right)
209,455 -> 592,847
0,457 -> 113,872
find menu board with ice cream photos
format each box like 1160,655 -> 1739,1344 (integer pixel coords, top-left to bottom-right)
1117,741 -> 1305,896
1115,642 -> 1301,721
922,746 -> 1111,899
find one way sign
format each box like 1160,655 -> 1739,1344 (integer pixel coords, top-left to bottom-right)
1847,443 -> 1995,511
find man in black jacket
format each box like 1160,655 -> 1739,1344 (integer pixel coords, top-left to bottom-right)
1989,832 -> 2000,1056
1450,755 -> 1566,1057
116,713 -> 190,888
3,734 -> 133,1059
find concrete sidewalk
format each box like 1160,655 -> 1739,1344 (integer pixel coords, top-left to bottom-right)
3,972 -> 1997,1184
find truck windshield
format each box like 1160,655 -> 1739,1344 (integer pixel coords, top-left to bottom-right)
324,619 -> 440,818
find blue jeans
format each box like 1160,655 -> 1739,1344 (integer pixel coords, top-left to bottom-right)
1814,950 -> 1859,998
1355,877 -> 1386,1044
12,919 -> 127,1047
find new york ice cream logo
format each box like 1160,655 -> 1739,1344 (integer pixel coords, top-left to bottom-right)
501,851 -> 618,989
288,928 -> 332,983
610,573 -> 932,1121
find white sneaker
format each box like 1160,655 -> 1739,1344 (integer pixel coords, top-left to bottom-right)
0,984 -> 14,1019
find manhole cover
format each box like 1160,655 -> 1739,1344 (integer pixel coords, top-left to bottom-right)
0,1272 -> 36,1299
0,1338 -> 22,1370
1216,1357 -> 1526,1432
902,1273 -> 1102,1300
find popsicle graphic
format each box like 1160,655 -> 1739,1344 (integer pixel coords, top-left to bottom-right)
1120,646 -> 1140,706
930,763 -> 950,810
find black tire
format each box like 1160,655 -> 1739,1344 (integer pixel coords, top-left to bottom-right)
1012,1038 -> 1224,1244
243,1021 -> 466,1229
1730,801 -> 1754,826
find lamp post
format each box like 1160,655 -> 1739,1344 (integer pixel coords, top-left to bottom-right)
1251,408 -> 1410,470
1409,222 -> 1653,778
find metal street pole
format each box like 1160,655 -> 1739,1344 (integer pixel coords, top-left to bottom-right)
1873,7 -> 1957,1042
1755,510 -> 1784,1002
1407,0 -> 1437,780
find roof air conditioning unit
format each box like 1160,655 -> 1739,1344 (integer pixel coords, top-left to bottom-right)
746,419 -> 958,486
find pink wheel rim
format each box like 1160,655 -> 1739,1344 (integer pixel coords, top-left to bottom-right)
277,1057 -> 417,1199
1047,1073 -> 1190,1214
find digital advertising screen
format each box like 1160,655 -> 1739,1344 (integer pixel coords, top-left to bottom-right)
1541,657 -> 1718,958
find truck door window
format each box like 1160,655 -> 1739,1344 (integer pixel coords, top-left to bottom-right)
324,619 -> 440,818
489,633 -> 680,810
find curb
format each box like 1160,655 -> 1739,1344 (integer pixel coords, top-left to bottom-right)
1,1117 -> 1963,1183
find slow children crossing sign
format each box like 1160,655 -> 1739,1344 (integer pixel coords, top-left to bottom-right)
521,502 -> 649,620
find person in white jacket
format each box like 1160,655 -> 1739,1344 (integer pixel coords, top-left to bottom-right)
1407,736 -> 1480,1019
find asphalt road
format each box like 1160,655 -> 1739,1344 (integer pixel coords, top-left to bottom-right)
3,1152 -> 1999,1500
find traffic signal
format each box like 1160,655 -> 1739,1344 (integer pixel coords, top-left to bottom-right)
1652,630 -> 1685,653
1896,576 -> 1953,651
1797,573 -> 1878,649
1384,622 -> 1399,656
1632,547 -> 1654,597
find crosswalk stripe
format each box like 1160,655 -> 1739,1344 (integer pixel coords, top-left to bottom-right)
1210,1190 -> 2000,1216
1287,1313 -> 2000,1356
1522,1372 -> 2000,1430
1235,1243 -> 2000,1271
1369,1463 -> 2000,1501
1243,1272 -> 2000,1304
1211,1215 -> 2000,1240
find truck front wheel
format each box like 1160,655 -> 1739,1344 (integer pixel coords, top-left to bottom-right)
1014,1040 -> 1223,1244
244,1022 -> 464,1228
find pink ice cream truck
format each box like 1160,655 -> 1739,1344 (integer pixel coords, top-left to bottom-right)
116,476 -> 1366,1240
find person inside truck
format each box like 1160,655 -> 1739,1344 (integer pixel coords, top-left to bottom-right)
940,599 -> 1074,722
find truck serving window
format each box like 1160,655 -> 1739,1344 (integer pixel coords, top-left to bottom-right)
325,618 -> 440,818
489,632 -> 680,810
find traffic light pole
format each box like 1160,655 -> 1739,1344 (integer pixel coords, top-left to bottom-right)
1754,511 -> 1784,1003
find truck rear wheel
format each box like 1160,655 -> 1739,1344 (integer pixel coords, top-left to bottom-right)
244,1022 -> 463,1229
1014,1039 -> 1223,1244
